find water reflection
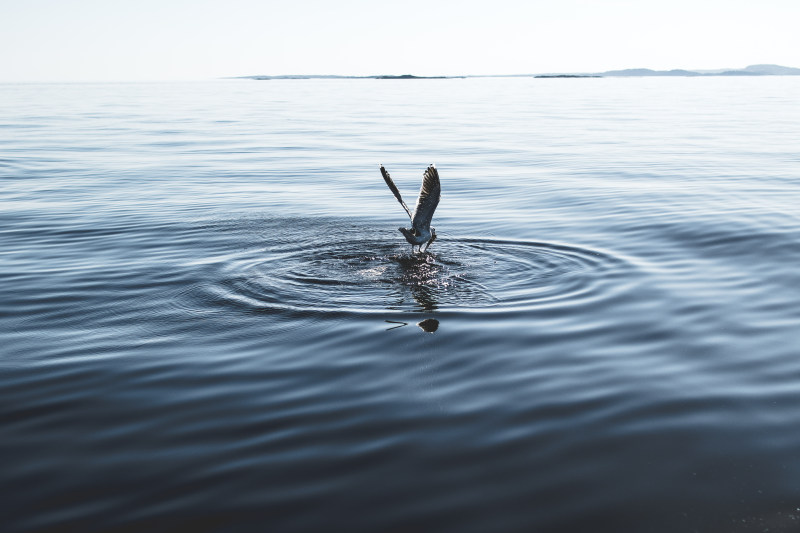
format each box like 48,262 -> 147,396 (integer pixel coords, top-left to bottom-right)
417,318 -> 439,332
385,252 -> 441,331
393,252 -> 442,311
384,318 -> 440,332
407,282 -> 438,311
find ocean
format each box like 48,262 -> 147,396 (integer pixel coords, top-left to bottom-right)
2,76 -> 799,532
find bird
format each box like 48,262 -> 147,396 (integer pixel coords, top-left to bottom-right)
380,164 -> 441,253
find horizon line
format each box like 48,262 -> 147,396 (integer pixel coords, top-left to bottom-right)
3,64 -> 799,84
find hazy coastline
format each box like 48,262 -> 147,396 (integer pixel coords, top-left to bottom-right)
238,63 -> 800,80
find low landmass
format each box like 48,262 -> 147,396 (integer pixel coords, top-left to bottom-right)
243,74 -> 460,80
600,68 -> 702,77
535,74 -> 602,79
374,74 -> 452,79
597,64 -> 800,77
238,64 -> 800,80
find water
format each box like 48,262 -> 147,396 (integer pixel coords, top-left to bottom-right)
2,77 -> 799,532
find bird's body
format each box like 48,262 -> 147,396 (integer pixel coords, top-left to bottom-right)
380,164 -> 441,253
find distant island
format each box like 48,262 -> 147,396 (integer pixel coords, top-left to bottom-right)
597,64 -> 800,77
244,74 -> 461,80
535,74 -> 602,79
374,74 -> 452,79
238,64 -> 800,80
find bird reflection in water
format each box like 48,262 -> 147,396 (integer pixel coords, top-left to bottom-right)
385,253 -> 441,332
385,318 -> 439,333
396,252 -> 443,309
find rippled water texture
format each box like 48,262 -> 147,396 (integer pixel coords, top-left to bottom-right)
2,78 -> 800,532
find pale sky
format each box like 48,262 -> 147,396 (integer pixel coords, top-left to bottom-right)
1,0 -> 798,82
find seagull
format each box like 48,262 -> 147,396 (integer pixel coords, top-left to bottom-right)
380,164 -> 441,253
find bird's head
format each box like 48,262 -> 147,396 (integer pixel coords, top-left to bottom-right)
427,228 -> 437,247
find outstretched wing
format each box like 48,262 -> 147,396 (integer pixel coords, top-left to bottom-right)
411,164 -> 441,231
380,165 -> 412,220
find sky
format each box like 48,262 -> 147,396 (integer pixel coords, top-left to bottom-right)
1,0 -> 799,82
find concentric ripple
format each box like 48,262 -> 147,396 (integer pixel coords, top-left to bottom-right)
181,221 -> 632,315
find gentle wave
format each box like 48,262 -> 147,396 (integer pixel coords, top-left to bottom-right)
175,221 -> 632,317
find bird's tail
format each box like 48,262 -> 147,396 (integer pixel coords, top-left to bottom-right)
380,165 -> 412,220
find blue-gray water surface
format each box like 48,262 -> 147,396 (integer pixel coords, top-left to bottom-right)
2,77 -> 799,532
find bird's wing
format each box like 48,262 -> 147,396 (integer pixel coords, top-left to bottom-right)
380,165 -> 412,220
411,164 -> 441,231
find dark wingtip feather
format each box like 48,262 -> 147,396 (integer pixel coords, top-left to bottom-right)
422,164 -> 440,186
380,165 -> 412,219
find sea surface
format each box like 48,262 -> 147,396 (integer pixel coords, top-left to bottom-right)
2,77 -> 799,532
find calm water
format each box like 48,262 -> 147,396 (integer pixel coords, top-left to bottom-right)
2,77 -> 799,532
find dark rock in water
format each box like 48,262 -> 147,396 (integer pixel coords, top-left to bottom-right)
417,318 -> 439,333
